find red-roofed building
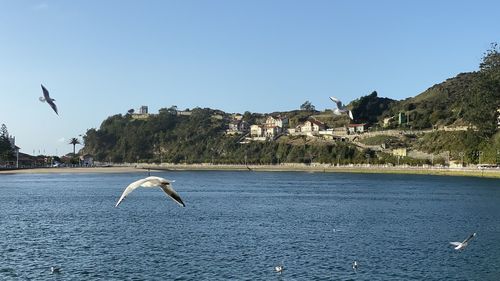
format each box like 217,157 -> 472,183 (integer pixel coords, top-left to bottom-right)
347,123 -> 366,134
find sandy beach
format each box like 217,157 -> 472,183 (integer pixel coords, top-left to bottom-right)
1,164 -> 500,179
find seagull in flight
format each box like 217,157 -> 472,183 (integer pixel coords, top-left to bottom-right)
329,96 -> 353,120
40,84 -> 58,115
450,232 -> 476,250
115,176 -> 185,207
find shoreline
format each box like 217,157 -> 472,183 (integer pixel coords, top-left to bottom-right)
1,164 -> 500,179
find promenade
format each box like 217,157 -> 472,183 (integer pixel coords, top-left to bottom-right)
1,163 -> 499,179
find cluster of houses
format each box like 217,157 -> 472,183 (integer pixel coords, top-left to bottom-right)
131,105 -> 367,140
227,114 -> 367,142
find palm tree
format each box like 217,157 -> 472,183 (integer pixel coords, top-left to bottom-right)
69,137 -> 81,155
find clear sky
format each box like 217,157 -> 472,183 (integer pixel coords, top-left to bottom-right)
1,0 -> 499,156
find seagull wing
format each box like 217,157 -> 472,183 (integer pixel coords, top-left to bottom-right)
41,84 -> 50,100
449,242 -> 462,247
329,96 -> 343,108
115,178 -> 150,207
462,233 -> 476,244
41,84 -> 58,115
47,100 -> 58,115
160,184 -> 186,207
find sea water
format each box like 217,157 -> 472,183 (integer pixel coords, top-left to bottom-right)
1,171 -> 499,280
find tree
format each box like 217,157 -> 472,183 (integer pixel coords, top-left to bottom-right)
300,101 -> 315,111
69,137 -> 81,155
463,43 -> 500,137
0,124 -> 8,138
127,109 -> 135,115
350,91 -> 395,124
0,124 -> 14,161
167,105 -> 178,114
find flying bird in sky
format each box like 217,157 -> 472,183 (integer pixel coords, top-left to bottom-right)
115,176 -> 185,207
40,84 -> 58,115
329,96 -> 353,120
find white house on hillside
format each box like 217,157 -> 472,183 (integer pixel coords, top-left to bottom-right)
265,116 -> 288,129
227,119 -> 249,134
250,124 -> 263,137
132,105 -> 150,120
264,126 -> 279,137
250,116 -> 289,138
299,119 -> 326,133
347,123 -> 366,134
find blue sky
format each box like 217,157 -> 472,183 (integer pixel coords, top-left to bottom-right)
1,0 -> 499,155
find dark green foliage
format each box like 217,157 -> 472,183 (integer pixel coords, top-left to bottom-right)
81,107 -> 374,164
69,137 -> 81,155
350,91 -> 395,124
385,43 -> 500,134
387,72 -> 478,130
300,100 -> 316,111
0,124 -> 14,161
82,108 -> 225,163
462,43 -> 500,137
413,130 -> 499,164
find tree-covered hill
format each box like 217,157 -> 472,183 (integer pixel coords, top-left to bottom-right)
81,107 -> 373,164
384,72 -> 479,129
82,45 -> 500,165
380,44 -> 499,135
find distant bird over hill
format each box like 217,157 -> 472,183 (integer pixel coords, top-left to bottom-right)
329,96 -> 353,120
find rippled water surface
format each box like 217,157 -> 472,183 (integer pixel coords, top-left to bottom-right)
1,171 -> 499,280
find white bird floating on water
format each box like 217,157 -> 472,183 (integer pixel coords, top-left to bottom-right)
40,84 -> 58,115
50,266 -> 61,274
450,232 -> 476,250
329,96 -> 353,120
115,176 -> 185,207
352,260 -> 359,272
275,264 -> 284,274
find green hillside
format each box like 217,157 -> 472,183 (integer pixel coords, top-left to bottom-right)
81,45 -> 500,165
